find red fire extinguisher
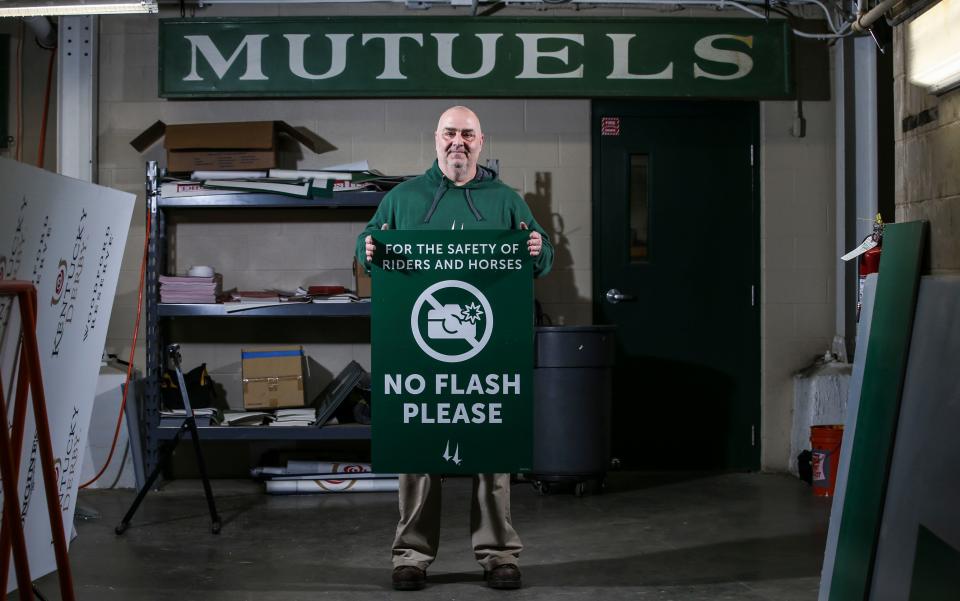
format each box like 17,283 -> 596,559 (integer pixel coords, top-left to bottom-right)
857,215 -> 884,321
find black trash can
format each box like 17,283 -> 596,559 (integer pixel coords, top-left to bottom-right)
531,325 -> 615,496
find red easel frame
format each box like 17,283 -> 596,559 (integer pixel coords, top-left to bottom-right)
0,281 -> 76,601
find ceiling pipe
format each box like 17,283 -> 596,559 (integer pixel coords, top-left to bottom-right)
852,0 -> 897,32
23,15 -> 57,49
168,0 -> 854,40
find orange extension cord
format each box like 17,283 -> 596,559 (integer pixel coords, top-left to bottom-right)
79,210 -> 150,489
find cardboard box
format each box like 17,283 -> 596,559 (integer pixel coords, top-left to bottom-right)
130,120 -> 325,173
354,257 -> 371,298
242,346 -> 306,410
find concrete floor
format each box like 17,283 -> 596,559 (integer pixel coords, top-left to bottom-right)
28,472 -> 830,600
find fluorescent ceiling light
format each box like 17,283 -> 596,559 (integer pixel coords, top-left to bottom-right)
907,0 -> 960,94
0,0 -> 158,16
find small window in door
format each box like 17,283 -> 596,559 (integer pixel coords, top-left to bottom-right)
629,154 -> 649,262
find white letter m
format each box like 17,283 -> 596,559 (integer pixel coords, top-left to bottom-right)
183,34 -> 268,81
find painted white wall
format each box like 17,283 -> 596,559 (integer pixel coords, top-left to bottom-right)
87,4 -> 836,471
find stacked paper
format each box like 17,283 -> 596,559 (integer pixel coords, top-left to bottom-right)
159,275 -> 219,304
265,479 -> 399,494
221,410 -> 274,426
268,407 -> 317,427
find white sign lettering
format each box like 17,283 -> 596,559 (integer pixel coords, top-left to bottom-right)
433,33 -> 503,79
284,33 -> 352,80
693,34 -> 755,80
361,33 -> 425,79
183,34 -> 268,81
606,34 -> 673,80
516,33 -> 585,79
176,30 -> 761,86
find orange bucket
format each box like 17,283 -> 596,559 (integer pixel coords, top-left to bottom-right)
810,425 -> 844,497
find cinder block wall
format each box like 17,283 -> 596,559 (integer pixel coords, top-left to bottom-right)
893,25 -> 960,271
760,96 -> 837,471
86,4 -> 836,472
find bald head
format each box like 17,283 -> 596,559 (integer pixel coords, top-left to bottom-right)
436,106 -> 482,133
435,106 -> 484,185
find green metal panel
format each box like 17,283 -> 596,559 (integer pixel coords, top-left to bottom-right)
829,221 -> 928,601
159,17 -> 792,98
370,230 -> 533,474
909,525 -> 960,601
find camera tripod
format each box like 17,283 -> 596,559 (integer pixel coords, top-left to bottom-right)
115,344 -> 221,535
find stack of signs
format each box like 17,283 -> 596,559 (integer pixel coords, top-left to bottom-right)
371,231 -> 533,474
257,461 -> 399,494
0,158 -> 135,591
158,275 -> 218,303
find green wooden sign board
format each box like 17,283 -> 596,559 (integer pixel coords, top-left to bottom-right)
910,525 -> 960,599
828,221 -> 928,601
370,230 -> 533,474
159,17 -> 792,98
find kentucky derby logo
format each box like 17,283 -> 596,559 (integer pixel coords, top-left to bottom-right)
411,280 -> 493,363
51,210 -> 88,357
51,259 -> 67,305
314,463 -> 370,492
322,463 -> 368,486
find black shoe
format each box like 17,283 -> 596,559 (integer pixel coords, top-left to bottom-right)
392,565 -> 426,591
485,563 -> 522,590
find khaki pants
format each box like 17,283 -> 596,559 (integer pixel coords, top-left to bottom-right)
392,473 -> 523,571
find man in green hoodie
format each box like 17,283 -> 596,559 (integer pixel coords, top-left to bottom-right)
356,106 -> 553,591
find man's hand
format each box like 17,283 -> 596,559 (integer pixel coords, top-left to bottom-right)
519,222 -> 542,257
365,223 -> 389,262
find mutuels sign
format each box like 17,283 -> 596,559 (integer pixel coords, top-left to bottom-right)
371,231 -> 532,474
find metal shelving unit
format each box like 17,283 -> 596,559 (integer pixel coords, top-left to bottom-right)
143,162 -> 384,473
158,302 -> 370,317
156,424 -> 371,441
157,192 -> 385,209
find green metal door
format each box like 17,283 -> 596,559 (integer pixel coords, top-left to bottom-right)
593,100 -> 760,470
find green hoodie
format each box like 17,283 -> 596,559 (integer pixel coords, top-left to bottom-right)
356,160 -> 553,277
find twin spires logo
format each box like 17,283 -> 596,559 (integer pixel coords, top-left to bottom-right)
51,259 -> 68,305
51,209 -> 88,357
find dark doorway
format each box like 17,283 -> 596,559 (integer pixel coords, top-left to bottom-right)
592,100 -> 760,470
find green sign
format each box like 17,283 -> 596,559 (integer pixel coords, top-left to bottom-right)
159,17 -> 792,98
371,230 -> 533,474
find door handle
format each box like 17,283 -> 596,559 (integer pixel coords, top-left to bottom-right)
605,288 -> 635,304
